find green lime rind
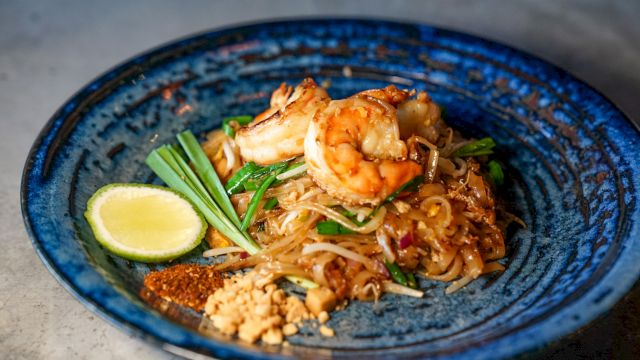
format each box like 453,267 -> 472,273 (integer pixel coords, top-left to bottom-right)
84,183 -> 207,263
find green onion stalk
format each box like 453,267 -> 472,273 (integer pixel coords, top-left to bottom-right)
146,130 -> 316,289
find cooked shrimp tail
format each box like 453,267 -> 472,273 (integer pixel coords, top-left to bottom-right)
305,95 -> 423,205
352,85 -> 412,106
235,78 -> 330,165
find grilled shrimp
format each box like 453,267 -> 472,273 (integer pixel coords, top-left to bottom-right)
397,91 -> 442,140
352,84 -> 412,106
235,78 -> 330,165
305,95 -> 423,205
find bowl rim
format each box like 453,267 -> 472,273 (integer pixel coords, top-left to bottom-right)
20,16 -> 640,359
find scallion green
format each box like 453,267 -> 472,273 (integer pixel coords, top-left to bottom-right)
241,173 -> 281,231
243,180 -> 260,191
250,161 -> 289,179
406,272 -> 418,289
385,261 -> 408,287
225,161 -> 260,195
384,175 -> 425,203
263,197 -> 278,210
316,220 -> 356,235
146,146 -> 261,255
222,115 -> 253,138
488,160 -> 504,186
451,137 -> 496,157
177,130 -> 240,227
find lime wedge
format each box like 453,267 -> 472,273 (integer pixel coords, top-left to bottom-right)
85,184 -> 206,262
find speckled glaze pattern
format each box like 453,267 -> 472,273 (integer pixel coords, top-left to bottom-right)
21,19 -> 640,359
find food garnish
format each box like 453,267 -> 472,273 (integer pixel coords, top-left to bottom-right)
222,115 -> 253,138
240,165 -> 288,231
488,159 -> 505,186
145,131 -> 261,255
143,264 -> 223,311
450,137 -> 496,157
84,184 -> 206,262
203,271 -> 318,344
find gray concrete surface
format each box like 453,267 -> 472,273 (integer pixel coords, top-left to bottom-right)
1,1 -> 638,359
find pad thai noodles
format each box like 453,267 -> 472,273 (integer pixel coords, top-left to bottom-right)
200,77 -> 509,301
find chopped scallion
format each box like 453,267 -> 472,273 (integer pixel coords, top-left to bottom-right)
451,137 -> 496,157
225,161 -> 260,195
263,197 -> 278,210
222,115 -> 253,138
488,160 -> 504,186
243,180 -> 260,191
406,272 -> 418,289
385,261 -> 408,287
250,161 -> 289,180
241,170 -> 284,231
384,175 -> 425,203
316,220 -> 356,235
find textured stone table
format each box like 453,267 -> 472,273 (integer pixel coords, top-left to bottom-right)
1,1 -> 638,359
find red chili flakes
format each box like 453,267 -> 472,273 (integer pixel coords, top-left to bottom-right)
143,264 -> 223,311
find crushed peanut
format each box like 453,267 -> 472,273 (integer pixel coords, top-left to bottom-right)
261,328 -> 283,345
393,200 -> 411,214
319,325 -> 335,337
204,271 -> 312,344
282,323 -> 298,336
427,203 -> 441,217
318,311 -> 330,324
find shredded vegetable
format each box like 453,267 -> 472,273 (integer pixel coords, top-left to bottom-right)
203,246 -> 245,257
302,242 -> 374,269
383,282 -> 424,298
276,163 -> 307,180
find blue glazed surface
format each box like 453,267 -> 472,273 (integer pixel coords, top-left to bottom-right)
21,19 -> 640,359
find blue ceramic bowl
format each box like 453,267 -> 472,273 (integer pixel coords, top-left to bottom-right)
21,19 -> 640,359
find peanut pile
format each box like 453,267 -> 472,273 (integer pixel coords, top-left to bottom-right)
204,271 -> 336,344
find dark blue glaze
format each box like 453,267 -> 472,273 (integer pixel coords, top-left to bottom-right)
21,19 -> 640,359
